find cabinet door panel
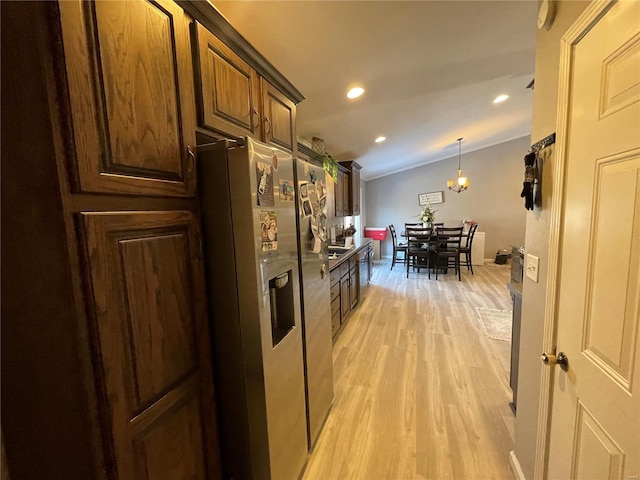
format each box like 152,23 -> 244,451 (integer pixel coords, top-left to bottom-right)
343,171 -> 351,216
351,167 -> 361,215
349,267 -> 359,308
60,0 -> 197,196
195,23 -> 260,138
81,211 -> 220,479
119,233 -> 198,410
335,171 -> 344,217
340,276 -> 350,320
133,393 -> 206,480
261,79 -> 296,152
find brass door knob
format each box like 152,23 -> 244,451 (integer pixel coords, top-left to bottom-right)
541,351 -> 569,371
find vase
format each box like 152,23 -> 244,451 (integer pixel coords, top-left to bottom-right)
311,136 -> 326,154
422,222 -> 431,229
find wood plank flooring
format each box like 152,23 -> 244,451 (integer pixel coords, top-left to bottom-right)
302,259 -> 515,480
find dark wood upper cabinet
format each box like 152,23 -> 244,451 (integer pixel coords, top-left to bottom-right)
80,210 -> 220,479
261,78 -> 297,152
59,0 -> 197,197
343,170 -> 352,216
335,169 -> 345,217
194,23 -> 261,138
192,23 -> 298,152
350,164 -> 361,216
337,161 -> 361,216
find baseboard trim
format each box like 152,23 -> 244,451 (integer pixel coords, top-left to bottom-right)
509,451 -> 527,480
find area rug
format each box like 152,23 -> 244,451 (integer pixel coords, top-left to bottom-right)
476,308 -> 513,342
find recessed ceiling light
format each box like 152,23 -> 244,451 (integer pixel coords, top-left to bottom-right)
493,94 -> 509,104
374,136 -> 386,143
347,87 -> 364,99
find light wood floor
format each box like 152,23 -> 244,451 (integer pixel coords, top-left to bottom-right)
302,259 -> 515,480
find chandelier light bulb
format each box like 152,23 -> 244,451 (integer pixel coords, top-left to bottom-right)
458,176 -> 467,186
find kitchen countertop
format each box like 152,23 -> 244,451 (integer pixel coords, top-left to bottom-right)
328,238 -> 372,271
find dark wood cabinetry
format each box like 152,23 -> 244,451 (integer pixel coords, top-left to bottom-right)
194,23 -> 261,139
0,2 -> 275,478
335,169 -> 346,217
349,256 -> 359,309
330,280 -> 341,337
334,162 -> 361,217
328,241 -> 372,340
261,78 -> 297,151
59,0 -> 198,197
340,270 -> 352,319
4,0 -> 303,478
81,211 -> 219,479
350,164 -> 361,216
193,24 -> 297,152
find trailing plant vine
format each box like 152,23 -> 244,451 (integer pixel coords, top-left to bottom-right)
322,153 -> 339,182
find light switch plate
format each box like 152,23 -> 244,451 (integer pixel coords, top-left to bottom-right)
526,254 -> 540,283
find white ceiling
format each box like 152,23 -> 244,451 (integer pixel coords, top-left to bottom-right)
212,1 -> 538,180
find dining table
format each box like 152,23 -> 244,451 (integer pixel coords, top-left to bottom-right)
401,227 -> 468,274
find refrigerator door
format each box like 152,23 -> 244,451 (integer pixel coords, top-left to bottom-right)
294,157 -> 334,447
199,137 -> 308,480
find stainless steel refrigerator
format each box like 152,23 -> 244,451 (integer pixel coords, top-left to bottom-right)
293,156 -> 334,448
198,137 -> 308,480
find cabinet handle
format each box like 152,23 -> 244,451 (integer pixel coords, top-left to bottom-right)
264,117 -> 272,136
186,146 -> 196,180
252,108 -> 260,130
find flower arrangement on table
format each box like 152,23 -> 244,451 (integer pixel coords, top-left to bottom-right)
418,204 -> 437,224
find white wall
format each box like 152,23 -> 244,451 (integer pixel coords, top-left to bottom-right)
365,136 -> 529,259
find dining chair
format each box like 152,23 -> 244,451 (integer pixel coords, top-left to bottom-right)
431,226 -> 463,281
405,226 -> 432,278
404,222 -> 423,230
388,224 -> 407,270
459,223 -> 478,274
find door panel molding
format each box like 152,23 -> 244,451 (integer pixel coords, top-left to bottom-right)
582,151 -> 640,393
600,32 -> 640,118
534,2 -> 619,479
80,210 -> 219,478
59,0 -> 197,196
571,401 -> 625,480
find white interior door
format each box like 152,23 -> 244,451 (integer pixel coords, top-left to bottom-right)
547,1 -> 640,479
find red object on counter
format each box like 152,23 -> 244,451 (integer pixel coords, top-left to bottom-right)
364,227 -> 387,241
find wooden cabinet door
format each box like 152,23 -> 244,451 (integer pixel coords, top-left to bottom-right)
261,79 -> 296,152
81,211 -> 221,479
335,171 -> 344,217
194,23 -> 261,139
340,275 -> 350,320
351,166 -> 361,216
342,171 -> 352,215
59,0 -> 197,197
349,266 -> 359,309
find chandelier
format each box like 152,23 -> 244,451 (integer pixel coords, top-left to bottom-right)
447,137 -> 469,193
